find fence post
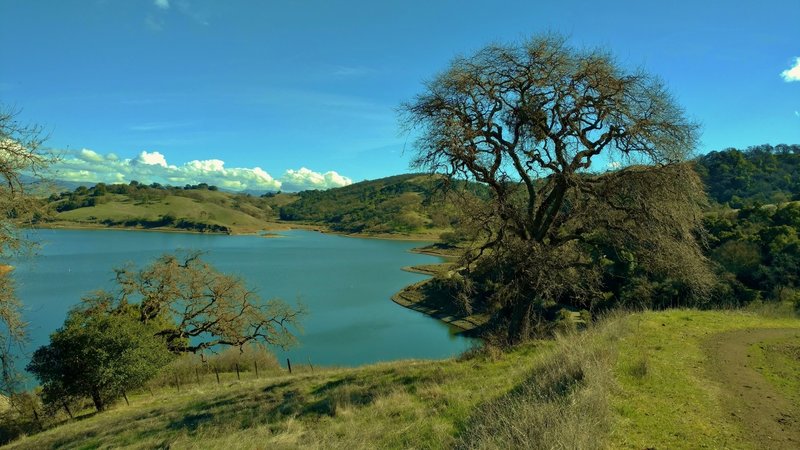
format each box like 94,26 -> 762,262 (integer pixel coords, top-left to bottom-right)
308,356 -> 314,373
122,390 -> 130,406
287,358 -> 292,374
175,373 -> 181,392
32,406 -> 41,430
195,367 -> 200,385
214,367 -> 220,385
254,360 -> 259,379
62,400 -> 73,419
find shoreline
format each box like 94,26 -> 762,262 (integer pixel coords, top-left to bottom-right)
390,278 -> 486,335
29,220 -> 445,242
29,220 -> 479,337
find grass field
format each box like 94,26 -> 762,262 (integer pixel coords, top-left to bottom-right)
52,190 -> 275,234
6,309 -> 799,449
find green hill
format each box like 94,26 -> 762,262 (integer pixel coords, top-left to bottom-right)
695,143 -> 800,207
41,182 -> 293,234
37,174 -> 472,237
278,173 -> 468,236
5,310 -> 798,449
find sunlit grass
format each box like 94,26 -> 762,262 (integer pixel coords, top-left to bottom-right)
6,310 -> 799,449
609,310 -> 800,449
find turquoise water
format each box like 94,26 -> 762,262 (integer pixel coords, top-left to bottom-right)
10,228 -> 473,372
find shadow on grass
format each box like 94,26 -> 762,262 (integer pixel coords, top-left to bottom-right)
20,366 -> 445,448
452,333 -> 613,450
168,412 -> 214,432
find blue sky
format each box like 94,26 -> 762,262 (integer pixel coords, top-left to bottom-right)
1,0 -> 798,191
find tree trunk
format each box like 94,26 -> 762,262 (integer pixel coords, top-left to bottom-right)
91,389 -> 104,412
507,300 -> 534,344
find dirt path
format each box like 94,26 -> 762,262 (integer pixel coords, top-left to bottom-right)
704,328 -> 800,449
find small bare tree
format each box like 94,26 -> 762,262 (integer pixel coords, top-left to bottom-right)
82,252 -> 304,353
0,105 -> 52,395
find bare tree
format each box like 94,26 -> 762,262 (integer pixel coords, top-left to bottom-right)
82,252 -> 304,353
401,35 -> 715,341
0,105 -> 52,395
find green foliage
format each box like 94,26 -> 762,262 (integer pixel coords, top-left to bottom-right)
26,310 -> 173,412
705,202 -> 800,306
695,144 -> 800,207
278,174 -> 464,233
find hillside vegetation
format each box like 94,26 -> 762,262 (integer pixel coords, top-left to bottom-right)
37,174 -> 471,237
5,310 -> 798,449
41,182 -> 290,234
278,173 -> 469,235
695,143 -> 800,207
35,144 -> 800,240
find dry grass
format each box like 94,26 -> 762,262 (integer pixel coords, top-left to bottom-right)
5,310 -> 799,449
455,319 -> 624,449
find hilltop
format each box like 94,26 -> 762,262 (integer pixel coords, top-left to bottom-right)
38,182 -> 295,235
278,173 -> 474,237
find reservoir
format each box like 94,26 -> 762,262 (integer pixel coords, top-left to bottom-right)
11,228 -> 474,374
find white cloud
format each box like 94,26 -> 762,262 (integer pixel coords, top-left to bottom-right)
795,111 -> 799,118
51,149 -> 352,192
154,0 -> 170,10
281,167 -> 353,191
781,57 -> 800,82
133,150 -> 169,168
607,161 -> 621,170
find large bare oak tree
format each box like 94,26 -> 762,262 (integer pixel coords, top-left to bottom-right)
401,35 -> 715,341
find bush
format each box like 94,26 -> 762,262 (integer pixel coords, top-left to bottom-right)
27,311 -> 174,412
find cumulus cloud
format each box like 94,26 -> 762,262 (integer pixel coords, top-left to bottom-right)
51,149 -> 352,192
281,167 -> 353,191
154,0 -> 170,10
133,150 -> 169,168
781,57 -> 800,82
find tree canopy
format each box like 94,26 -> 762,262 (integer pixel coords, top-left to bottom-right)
82,252 -> 304,353
27,311 -> 172,412
695,144 -> 800,207
402,34 -> 714,341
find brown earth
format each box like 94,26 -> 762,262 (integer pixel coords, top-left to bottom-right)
704,328 -> 800,449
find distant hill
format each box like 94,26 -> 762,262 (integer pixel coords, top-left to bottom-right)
34,145 -> 800,237
40,182 -> 289,234
277,173 -> 468,235
695,144 -> 800,207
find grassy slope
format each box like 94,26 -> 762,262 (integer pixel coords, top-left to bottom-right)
51,191 -> 276,234
8,310 -> 799,449
278,173 -> 461,237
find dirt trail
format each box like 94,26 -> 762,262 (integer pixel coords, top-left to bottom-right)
704,328 -> 800,449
